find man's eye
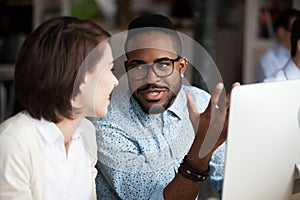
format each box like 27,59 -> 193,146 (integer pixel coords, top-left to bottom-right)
156,62 -> 171,69
135,65 -> 145,70
128,64 -> 145,71
127,64 -> 137,69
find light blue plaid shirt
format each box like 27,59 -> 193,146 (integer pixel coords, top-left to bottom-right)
264,58 -> 300,82
256,44 -> 290,82
92,85 -> 226,199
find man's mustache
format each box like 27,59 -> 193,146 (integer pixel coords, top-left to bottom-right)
137,84 -> 169,92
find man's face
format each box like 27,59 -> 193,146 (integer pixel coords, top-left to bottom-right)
125,32 -> 187,114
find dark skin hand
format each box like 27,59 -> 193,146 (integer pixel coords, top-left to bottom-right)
163,82 -> 240,200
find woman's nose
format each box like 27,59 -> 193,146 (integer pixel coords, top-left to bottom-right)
113,74 -> 119,87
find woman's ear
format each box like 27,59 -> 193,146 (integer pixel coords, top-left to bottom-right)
78,80 -> 86,94
71,75 -> 88,110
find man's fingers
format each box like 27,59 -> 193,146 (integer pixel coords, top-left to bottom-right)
187,93 -> 197,114
186,93 -> 201,133
211,82 -> 225,110
225,82 -> 241,108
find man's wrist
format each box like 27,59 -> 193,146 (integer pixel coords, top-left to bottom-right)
178,156 -> 210,182
185,154 -> 211,171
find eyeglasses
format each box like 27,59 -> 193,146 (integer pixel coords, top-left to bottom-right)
125,56 -> 181,80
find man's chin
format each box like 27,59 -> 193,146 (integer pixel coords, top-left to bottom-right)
143,104 -> 166,114
133,91 -> 178,114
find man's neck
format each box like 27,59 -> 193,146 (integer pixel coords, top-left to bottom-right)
278,40 -> 291,52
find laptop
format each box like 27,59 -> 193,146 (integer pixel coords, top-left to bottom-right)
222,80 -> 300,200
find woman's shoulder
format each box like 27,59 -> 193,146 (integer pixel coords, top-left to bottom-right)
0,112 -> 36,139
80,118 -> 97,157
0,112 -> 41,155
81,118 -> 95,132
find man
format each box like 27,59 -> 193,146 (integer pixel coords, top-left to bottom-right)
256,9 -> 300,82
93,14 -> 238,199
264,18 -> 300,82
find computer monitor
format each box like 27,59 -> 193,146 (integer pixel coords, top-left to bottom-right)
222,80 -> 300,200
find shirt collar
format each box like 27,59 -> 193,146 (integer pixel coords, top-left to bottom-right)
167,87 -> 186,120
25,112 -> 82,145
130,95 -> 161,126
284,59 -> 300,80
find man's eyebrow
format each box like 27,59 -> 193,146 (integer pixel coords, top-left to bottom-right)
127,57 -> 173,64
154,57 -> 173,63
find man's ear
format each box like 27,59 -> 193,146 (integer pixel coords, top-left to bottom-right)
179,57 -> 188,74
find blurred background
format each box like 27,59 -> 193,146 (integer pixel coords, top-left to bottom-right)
0,0 -> 299,199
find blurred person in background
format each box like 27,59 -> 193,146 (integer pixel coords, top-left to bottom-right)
256,9 -> 300,82
264,18 -> 300,82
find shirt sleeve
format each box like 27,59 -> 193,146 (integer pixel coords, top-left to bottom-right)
0,134 -> 33,200
94,120 -> 168,200
96,162 -> 165,200
208,142 -> 226,195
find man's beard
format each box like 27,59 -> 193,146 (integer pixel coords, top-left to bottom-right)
133,79 -> 182,114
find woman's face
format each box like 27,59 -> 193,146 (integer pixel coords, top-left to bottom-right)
74,42 -> 119,118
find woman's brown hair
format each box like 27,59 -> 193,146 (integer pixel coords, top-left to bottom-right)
15,16 -> 110,123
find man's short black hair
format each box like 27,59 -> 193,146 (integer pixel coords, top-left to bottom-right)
128,14 -> 176,30
125,14 -> 182,55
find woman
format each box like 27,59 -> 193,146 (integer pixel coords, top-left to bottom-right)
0,16 -> 118,199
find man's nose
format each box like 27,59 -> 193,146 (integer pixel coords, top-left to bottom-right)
145,66 -> 160,83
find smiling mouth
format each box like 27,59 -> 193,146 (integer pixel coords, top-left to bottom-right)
140,89 -> 166,101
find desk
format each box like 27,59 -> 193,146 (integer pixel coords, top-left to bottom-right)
0,64 -> 15,122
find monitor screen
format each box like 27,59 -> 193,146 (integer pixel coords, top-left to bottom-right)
222,80 -> 300,200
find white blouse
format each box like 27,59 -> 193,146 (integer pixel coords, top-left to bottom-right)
26,113 -> 92,200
